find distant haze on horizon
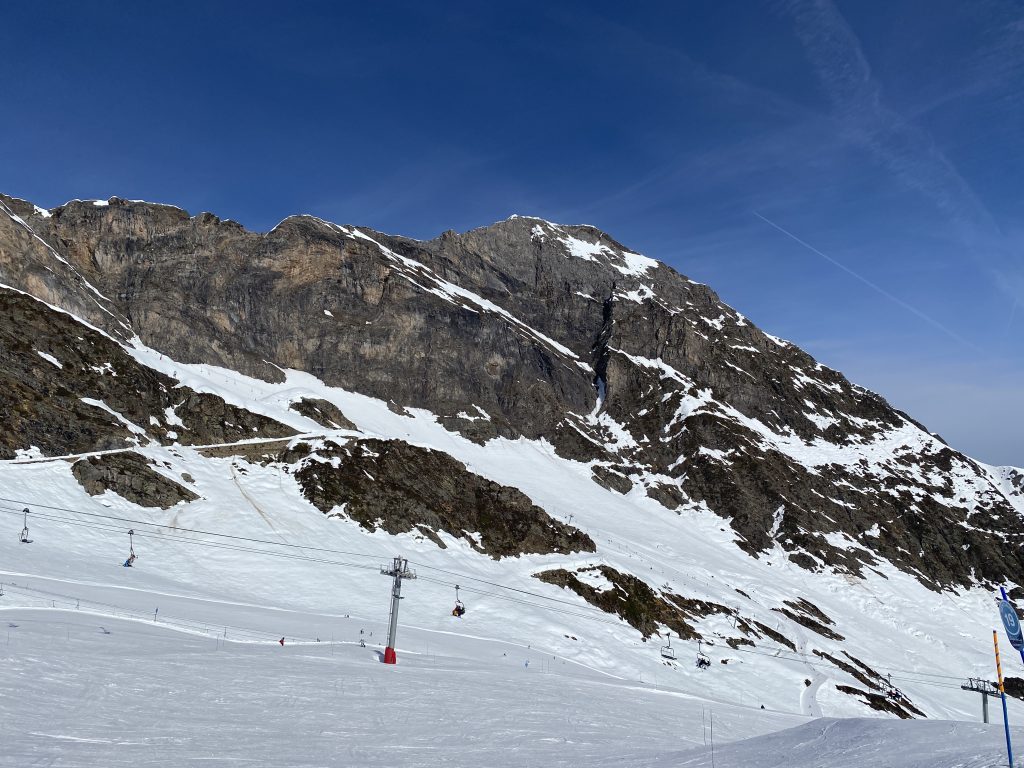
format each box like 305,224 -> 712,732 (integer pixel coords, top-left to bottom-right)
2,0 -> 1020,465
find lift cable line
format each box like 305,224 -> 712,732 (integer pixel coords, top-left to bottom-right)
0,505 -> 627,629
721,645 -> 965,690
408,559 -> 642,613
0,495 -> 640,614
415,562 -> 974,683
0,499 -> 981,687
415,575 -> 627,628
5,557 -> 967,695
0,507 -> 387,573
0,506 -> 699,639
0,504 -> 979,685
0,495 -> 387,561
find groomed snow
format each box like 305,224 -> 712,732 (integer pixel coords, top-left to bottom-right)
0,599 -> 801,767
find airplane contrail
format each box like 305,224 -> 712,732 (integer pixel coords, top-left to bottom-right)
1004,297 -> 1018,340
753,211 -> 980,353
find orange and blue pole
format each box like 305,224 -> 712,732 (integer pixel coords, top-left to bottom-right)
994,630 -> 1014,767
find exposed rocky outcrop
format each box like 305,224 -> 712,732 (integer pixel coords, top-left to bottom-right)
591,465 -> 633,495
289,398 -> 357,430
0,287 -> 296,460
72,452 -> 199,508
813,650 -> 882,691
839,682 -> 926,719
534,565 -> 732,640
814,651 -> 924,718
775,599 -> 844,641
283,438 -> 595,558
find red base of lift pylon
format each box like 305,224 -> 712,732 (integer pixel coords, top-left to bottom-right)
383,646 -> 397,664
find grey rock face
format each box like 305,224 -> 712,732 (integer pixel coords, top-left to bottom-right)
1,193 -> 1021,589
288,398 -> 358,431
534,565 -> 733,641
72,452 -> 199,508
0,285 -> 295,460
284,438 -> 595,558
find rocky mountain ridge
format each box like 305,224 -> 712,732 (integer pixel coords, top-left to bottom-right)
1,192 -> 1021,598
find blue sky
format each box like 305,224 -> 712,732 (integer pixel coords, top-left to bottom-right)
2,1 -> 1021,465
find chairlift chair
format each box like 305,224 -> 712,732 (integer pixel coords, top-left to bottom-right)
19,508 -> 31,544
660,633 -> 677,660
695,640 -> 711,670
884,673 -> 903,701
123,529 -> 137,567
452,584 -> 466,618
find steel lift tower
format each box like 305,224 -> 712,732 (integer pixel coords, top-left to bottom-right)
961,677 -> 1001,723
381,556 -> 416,664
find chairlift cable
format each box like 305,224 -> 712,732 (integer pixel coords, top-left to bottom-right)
0,507 -> 387,572
0,495 -> 385,562
0,499 -> 985,689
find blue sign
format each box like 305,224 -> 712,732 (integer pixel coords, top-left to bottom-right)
999,600 -> 1024,651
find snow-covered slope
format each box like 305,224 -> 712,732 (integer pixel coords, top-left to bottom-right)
2,502 -> 1021,766
1,334 -> 1020,720
12,601 -> 1017,768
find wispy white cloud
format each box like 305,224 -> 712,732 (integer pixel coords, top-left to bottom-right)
753,211 -> 980,351
780,0 -> 1023,303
